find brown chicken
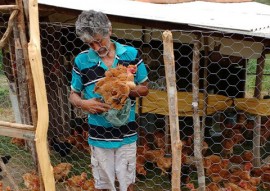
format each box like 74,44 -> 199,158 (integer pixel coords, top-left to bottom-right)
5,187 -> 12,191
260,124 -> 270,145
136,143 -> 150,176
153,130 -> 166,149
208,161 -> 230,182
186,183 -> 197,191
238,178 -> 260,191
66,132 -> 91,154
203,155 -> 222,167
67,172 -> 88,188
222,139 -> 235,158
81,179 -> 95,191
210,169 -> 230,183
156,155 -> 172,175
182,135 -> 208,156
187,182 -> 231,191
251,163 -> 270,177
224,182 -> 245,191
11,137 -> 25,147
261,168 -> 270,190
0,183 -> 14,191
222,128 -> 245,158
94,65 -> 137,110
144,149 -> 165,163
53,162 -> 73,182
229,151 -> 253,164
136,155 -> 147,176
223,133 -> 244,157
22,171 -> 40,191
182,137 -> 193,156
137,144 -> 150,155
206,182 -> 222,191
249,176 -> 261,186
203,155 -> 231,183
206,159 -> 229,175
229,162 -> 253,184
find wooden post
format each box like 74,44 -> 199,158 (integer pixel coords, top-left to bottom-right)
163,30 -> 182,191
253,49 -> 266,168
165,115 -> 170,154
13,17 -> 32,125
202,36 -> 210,140
192,35 -> 206,191
16,0 -> 37,127
28,0 -> 56,190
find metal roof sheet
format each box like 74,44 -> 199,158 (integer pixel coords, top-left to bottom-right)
38,0 -> 270,38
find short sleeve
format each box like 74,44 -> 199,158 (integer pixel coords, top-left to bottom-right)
136,61 -> 148,84
71,58 -> 83,92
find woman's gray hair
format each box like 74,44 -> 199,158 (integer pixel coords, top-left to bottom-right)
75,10 -> 112,42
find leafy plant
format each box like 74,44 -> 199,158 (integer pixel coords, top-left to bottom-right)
0,87 -> 11,107
256,0 -> 270,5
0,52 -> 3,75
246,56 -> 270,96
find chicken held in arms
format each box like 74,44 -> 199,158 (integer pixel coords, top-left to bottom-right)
94,65 -> 137,110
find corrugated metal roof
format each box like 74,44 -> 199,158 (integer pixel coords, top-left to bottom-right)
38,0 -> 270,38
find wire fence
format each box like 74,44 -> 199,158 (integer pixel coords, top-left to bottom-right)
0,13 -> 270,191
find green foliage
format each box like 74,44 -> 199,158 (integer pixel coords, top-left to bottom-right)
256,0 -> 270,5
0,87 -> 11,107
246,56 -> 270,96
0,52 -> 3,74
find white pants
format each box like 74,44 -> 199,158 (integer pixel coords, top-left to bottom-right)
91,142 -> 136,191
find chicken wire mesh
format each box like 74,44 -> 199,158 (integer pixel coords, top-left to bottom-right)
0,14 -> 270,191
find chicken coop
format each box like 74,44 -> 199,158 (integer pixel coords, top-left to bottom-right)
0,0 -> 270,190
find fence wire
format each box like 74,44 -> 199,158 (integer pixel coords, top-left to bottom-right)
0,15 -> 270,191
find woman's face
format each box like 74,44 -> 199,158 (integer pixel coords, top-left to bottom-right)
87,34 -> 111,58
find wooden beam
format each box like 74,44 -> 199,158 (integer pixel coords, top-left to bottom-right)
28,0 -> 55,190
0,5 -> 18,11
163,30 -> 182,191
0,121 -> 34,130
0,126 -> 35,140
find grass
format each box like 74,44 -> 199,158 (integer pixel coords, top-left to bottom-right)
0,74 -> 13,122
246,55 -> 270,97
256,0 -> 270,5
0,136 -> 36,188
0,54 -> 270,189
0,134 -> 171,190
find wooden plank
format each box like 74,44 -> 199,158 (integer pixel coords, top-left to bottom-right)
0,126 -> 35,140
0,5 -> 18,11
0,121 -> 34,130
28,0 -> 55,190
163,30 -> 182,191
